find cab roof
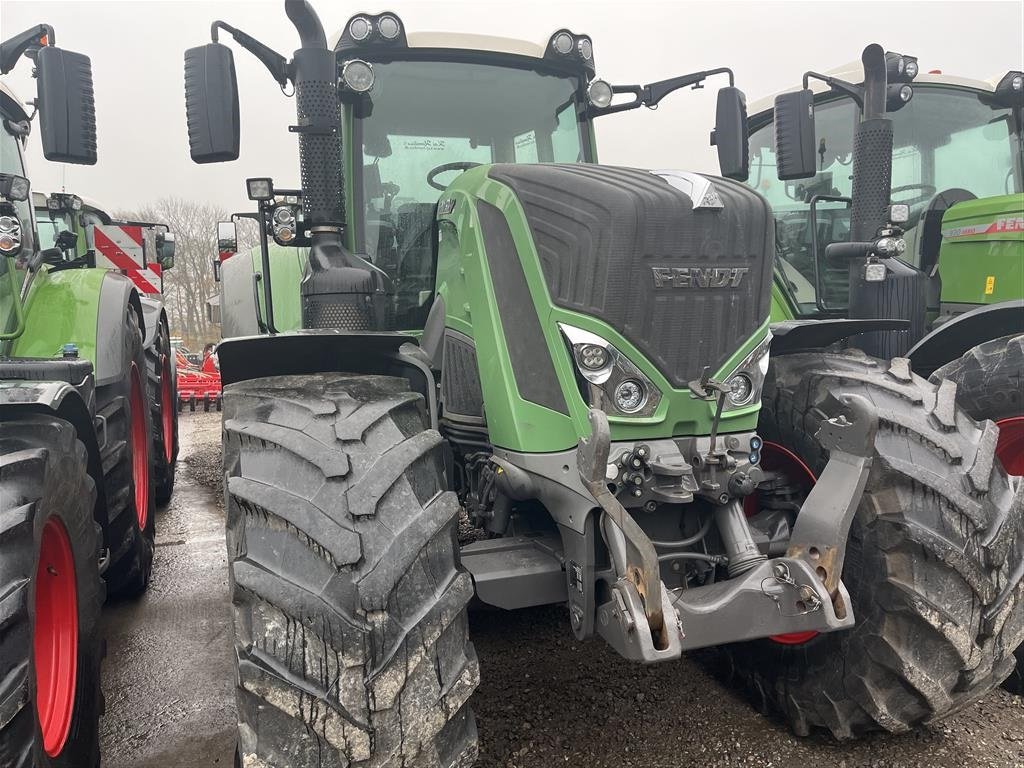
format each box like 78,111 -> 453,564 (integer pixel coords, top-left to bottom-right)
747,59 -> 1001,119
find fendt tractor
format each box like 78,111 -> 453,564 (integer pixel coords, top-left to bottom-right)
184,3 -> 1024,765
747,45 -> 1024,686
33,190 -> 180,499
1,25 -> 161,767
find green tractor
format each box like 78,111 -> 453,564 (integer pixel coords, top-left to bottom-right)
185,3 -> 1024,764
746,46 -> 1024,686
1,24 -> 159,767
33,191 -> 180,501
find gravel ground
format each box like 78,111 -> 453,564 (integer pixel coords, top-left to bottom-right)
159,411 -> 1024,768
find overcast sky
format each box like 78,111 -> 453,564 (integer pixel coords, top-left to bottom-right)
3,0 -> 1022,214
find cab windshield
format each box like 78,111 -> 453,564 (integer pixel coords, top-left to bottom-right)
748,85 -> 1023,313
35,206 -> 71,251
354,58 -> 589,327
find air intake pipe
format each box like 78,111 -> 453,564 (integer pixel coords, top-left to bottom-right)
283,0 -> 392,330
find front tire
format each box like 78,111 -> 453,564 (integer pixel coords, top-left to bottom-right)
95,307 -> 156,598
0,415 -> 104,768
722,350 -> 1024,738
223,373 -> 479,767
147,317 -> 178,505
933,333 -> 1024,692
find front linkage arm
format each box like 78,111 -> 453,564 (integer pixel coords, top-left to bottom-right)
578,408 -> 681,660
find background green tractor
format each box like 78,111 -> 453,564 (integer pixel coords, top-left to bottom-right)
185,3 -> 1024,764
1,25 -> 159,768
33,191 -> 180,502
746,46 -> 1023,463
747,45 -> 1024,688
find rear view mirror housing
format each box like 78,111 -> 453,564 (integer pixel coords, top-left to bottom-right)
35,46 -> 97,165
774,89 -> 817,180
184,43 -> 240,163
712,87 -> 749,182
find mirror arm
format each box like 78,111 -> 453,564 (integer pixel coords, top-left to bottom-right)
0,24 -> 54,75
592,67 -> 735,118
803,70 -> 865,110
210,20 -> 290,88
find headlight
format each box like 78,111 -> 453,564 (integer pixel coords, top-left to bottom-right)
904,59 -> 919,79
560,323 -> 662,417
614,380 -> 647,413
0,215 -> 22,256
726,374 -> 754,406
552,32 -> 574,55
341,60 -> 374,93
378,15 -> 401,40
348,16 -> 372,41
713,333 -> 771,412
577,38 -> 593,61
587,79 -> 613,109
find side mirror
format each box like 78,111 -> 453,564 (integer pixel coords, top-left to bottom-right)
157,232 -> 175,269
712,87 -> 749,182
217,221 -> 237,255
35,46 -> 97,165
184,43 -> 240,163
774,89 -> 816,180
206,295 -> 221,325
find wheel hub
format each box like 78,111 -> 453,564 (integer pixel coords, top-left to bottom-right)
34,516 -> 79,757
130,362 -> 150,528
996,416 -> 1024,477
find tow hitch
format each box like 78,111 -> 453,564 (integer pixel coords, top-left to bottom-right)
579,394 -> 877,660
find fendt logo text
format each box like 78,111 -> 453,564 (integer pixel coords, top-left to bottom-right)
651,267 -> 749,289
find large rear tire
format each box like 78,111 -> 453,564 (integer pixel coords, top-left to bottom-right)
148,316 -> 178,505
932,333 -> 1024,692
0,414 -> 104,768
721,349 -> 1024,738
223,373 -> 479,767
95,307 -> 156,598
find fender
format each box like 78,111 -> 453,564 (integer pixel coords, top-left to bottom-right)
13,268 -> 144,387
769,318 -> 911,355
218,331 -> 438,428
908,300 -> 1024,378
138,295 -> 166,350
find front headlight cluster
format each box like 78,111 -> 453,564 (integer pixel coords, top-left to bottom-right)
560,323 -> 661,417
718,333 -> 771,411
0,214 -> 23,256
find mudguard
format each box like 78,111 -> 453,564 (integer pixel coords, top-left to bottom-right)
217,331 -> 437,428
12,269 -> 144,387
138,295 -> 166,350
908,300 -> 1024,378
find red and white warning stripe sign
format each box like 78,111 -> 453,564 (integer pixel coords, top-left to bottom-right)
94,225 -> 163,294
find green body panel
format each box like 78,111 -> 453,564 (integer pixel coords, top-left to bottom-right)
436,166 -> 764,454
936,193 -> 1024,305
249,244 -> 306,332
769,282 -> 796,322
9,267 -> 106,363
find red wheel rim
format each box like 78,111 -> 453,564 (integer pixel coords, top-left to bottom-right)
160,354 -> 174,464
755,442 -> 821,646
34,517 -> 78,757
996,417 -> 1024,477
130,362 -> 150,528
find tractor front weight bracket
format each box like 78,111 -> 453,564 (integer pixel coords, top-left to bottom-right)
786,393 -> 878,618
578,409 -> 670,652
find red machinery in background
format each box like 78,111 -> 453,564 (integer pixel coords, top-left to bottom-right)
174,348 -> 222,412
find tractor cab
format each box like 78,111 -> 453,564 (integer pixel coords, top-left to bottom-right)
208,13 -> 749,335
747,64 -> 1023,319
